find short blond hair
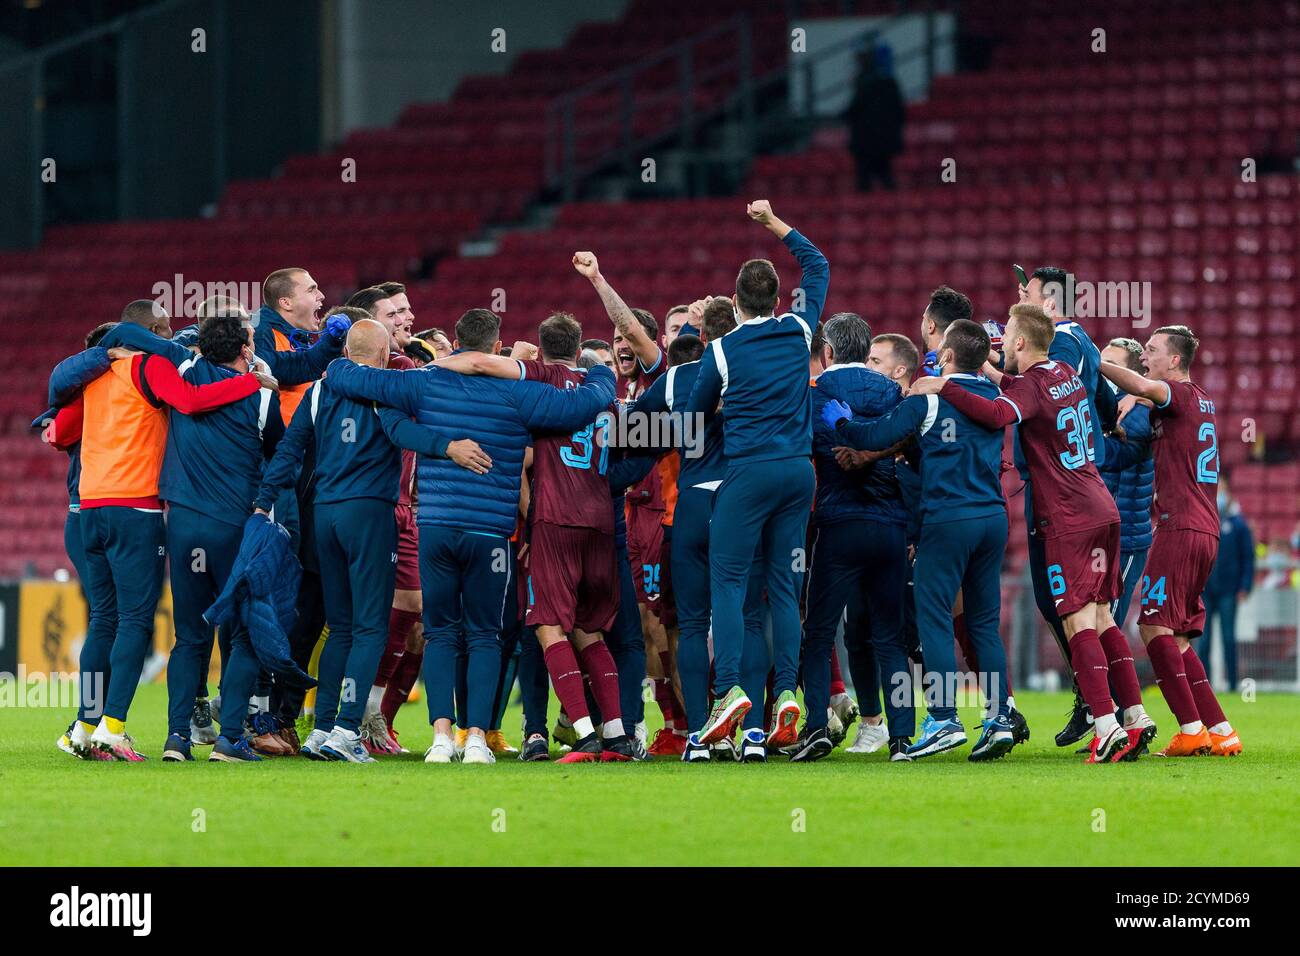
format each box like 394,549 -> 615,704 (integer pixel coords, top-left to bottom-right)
1007,303 -> 1054,353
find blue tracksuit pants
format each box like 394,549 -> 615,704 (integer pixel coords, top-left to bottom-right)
79,506 -> 166,724
314,499 -> 398,734
803,519 -> 914,736
420,526 -> 510,731
708,457 -> 815,697
912,514 -> 1009,722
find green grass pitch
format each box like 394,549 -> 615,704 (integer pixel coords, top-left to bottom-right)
1,685 -> 1297,866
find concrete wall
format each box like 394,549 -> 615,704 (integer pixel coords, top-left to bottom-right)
331,0 -> 630,138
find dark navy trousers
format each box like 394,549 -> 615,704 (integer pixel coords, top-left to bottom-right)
79,506 -> 165,724
912,514 -> 1009,722
803,519 -> 914,736
315,498 -> 397,734
165,504 -> 259,741
708,458 -> 815,697
1112,547 -> 1148,629
605,537 -> 646,727
420,526 -> 510,731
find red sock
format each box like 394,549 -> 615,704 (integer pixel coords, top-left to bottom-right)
579,641 -> 623,727
1146,635 -> 1199,725
1181,646 -> 1227,728
829,646 -> 846,697
375,608 -> 420,686
1067,629 -> 1114,718
1099,626 -> 1142,710
656,650 -> 684,727
380,646 -> 423,729
953,613 -> 979,672
544,642 -> 591,724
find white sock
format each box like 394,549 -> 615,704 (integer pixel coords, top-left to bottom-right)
1006,695 -> 1016,711
602,718 -> 625,739
1094,713 -> 1119,737
1122,704 -> 1148,727
254,695 -> 269,714
573,716 -> 595,739
1209,721 -> 1232,736
367,684 -> 385,713
1179,720 -> 1205,735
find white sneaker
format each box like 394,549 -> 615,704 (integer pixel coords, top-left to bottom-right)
319,727 -> 375,763
90,719 -> 146,761
827,709 -> 845,745
830,693 -> 859,733
300,728 -> 329,760
424,734 -> 458,764
634,721 -> 648,749
846,720 -> 889,754
462,734 -> 495,764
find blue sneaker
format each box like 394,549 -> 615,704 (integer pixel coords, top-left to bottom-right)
740,728 -> 767,763
906,715 -> 967,759
319,726 -> 376,763
209,737 -> 263,762
162,733 -> 194,762
968,714 -> 1015,762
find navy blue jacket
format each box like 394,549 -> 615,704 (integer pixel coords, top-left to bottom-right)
684,229 -> 829,464
99,322 -> 194,367
1099,395 -> 1154,552
810,364 -> 906,527
204,514 -> 313,689
1207,506 -> 1255,597
159,356 -> 284,529
631,359 -> 727,488
252,306 -> 344,386
255,374 -> 450,513
835,373 -> 1005,527
323,357 -> 617,538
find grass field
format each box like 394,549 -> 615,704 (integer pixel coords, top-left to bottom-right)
1,685 -> 1297,866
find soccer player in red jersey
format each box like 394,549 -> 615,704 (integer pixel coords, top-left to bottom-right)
1099,326 -> 1241,757
913,304 -> 1148,762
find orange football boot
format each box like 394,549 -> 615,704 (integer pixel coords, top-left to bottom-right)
1156,727 -> 1212,756
1209,730 -> 1243,756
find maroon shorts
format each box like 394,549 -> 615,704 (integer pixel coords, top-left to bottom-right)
1043,522 -> 1123,618
394,503 -> 420,591
1139,527 -> 1218,637
626,505 -> 665,609
526,522 -> 619,634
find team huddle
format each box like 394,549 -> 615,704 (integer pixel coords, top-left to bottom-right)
40,199 -> 1242,766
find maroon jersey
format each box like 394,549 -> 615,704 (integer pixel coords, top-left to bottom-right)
1150,378 -> 1220,537
520,359 -> 615,533
618,347 -> 666,508
942,360 -> 1117,539
388,350 -> 418,506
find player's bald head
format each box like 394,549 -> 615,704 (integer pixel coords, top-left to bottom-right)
345,318 -> 391,367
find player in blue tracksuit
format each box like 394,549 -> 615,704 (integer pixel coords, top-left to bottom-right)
1017,266 -> 1120,745
320,309 -> 617,764
802,313 -> 914,761
150,310 -> 287,762
255,319 -> 473,763
825,319 -> 1014,761
632,320 -> 771,761
684,200 -> 828,750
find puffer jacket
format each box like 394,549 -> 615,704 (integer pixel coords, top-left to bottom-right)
810,363 -> 907,527
1099,398 -> 1154,552
323,357 -> 616,538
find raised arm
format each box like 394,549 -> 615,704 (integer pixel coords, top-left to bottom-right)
323,358 -> 422,417
573,251 -> 661,371
252,309 -> 348,386
1099,360 -> 1170,407
516,363 -> 616,432
748,199 -> 830,325
435,351 -> 524,380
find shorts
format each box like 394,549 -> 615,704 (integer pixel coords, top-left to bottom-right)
526,521 -> 619,634
1137,527 -> 1218,637
394,503 -> 420,591
1043,522 -> 1122,618
626,504 -> 665,609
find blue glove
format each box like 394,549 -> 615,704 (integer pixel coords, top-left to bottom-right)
324,314 -> 352,342
821,398 -> 851,430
